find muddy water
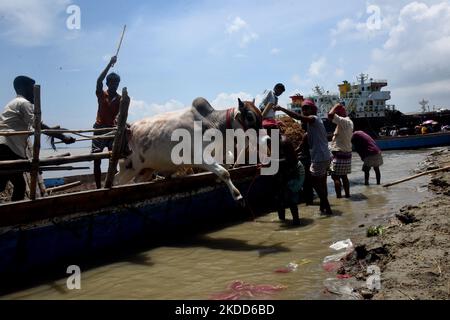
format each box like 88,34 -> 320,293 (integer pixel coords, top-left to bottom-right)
3,149 -> 435,300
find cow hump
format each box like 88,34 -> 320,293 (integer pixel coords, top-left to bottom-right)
192,97 -> 215,117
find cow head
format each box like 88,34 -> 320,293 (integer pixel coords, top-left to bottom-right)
238,98 -> 262,130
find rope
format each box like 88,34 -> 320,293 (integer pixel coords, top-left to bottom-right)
245,163 -> 263,221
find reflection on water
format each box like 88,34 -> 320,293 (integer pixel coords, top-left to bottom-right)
3,149 -> 436,300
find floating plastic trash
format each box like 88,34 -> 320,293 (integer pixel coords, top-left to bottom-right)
210,281 -> 287,300
329,239 -> 353,251
323,278 -> 363,300
274,259 -> 312,273
297,258 -> 312,266
323,250 -> 352,264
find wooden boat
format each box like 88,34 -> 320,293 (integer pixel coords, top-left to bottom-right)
375,131 -> 450,151
0,86 -> 286,293
0,165 -> 280,289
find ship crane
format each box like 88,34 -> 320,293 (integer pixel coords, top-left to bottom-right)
419,99 -> 429,113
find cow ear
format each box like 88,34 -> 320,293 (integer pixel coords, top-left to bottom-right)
252,98 -> 256,105
238,98 -> 245,111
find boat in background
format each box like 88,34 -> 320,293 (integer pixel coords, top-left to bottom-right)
287,73 -> 450,150
375,131 -> 450,151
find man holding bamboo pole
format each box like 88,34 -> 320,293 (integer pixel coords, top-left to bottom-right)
0,76 -> 75,201
92,56 -> 121,189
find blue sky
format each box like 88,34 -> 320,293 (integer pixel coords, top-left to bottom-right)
1,0 -> 450,131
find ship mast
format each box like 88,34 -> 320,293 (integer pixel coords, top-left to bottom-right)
357,73 -> 368,86
419,99 -> 429,113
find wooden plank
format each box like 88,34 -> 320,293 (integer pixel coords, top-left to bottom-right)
383,165 -> 450,188
0,165 -> 260,227
0,128 -> 117,137
30,85 -> 42,200
47,181 -> 82,194
0,166 -> 89,175
105,87 -> 130,188
0,152 -> 111,170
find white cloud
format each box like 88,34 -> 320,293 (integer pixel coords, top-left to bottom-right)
129,98 -> 185,121
240,32 -> 259,47
330,6 -> 394,46
225,16 -> 259,48
211,92 -> 259,110
234,53 -> 248,59
309,57 -> 327,77
226,17 -> 247,34
0,0 -> 71,46
270,48 -> 281,55
335,68 -> 345,77
368,1 -> 450,111
291,74 -> 302,86
129,92 -> 264,121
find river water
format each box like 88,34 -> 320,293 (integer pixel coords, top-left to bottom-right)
2,149 -> 435,300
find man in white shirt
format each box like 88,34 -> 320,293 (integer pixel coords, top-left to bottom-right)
0,76 -> 75,201
328,103 -> 354,198
259,83 -> 285,131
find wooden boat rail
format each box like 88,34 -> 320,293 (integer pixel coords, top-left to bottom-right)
0,165 -> 261,228
0,85 -> 130,200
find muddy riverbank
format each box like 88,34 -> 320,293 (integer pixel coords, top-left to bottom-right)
338,148 -> 450,300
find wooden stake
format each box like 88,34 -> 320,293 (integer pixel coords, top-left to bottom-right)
383,165 -> 450,188
30,85 -> 42,200
104,87 -> 130,188
47,181 -> 82,195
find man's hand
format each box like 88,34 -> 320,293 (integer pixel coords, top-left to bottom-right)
110,56 -> 118,66
63,136 -> 76,144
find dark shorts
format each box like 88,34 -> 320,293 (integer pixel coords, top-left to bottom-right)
310,160 -> 331,177
91,124 -> 114,153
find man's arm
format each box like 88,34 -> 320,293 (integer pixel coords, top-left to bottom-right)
328,104 -> 340,121
96,56 -> 117,93
261,102 -> 275,118
275,106 -> 316,123
41,123 -> 76,144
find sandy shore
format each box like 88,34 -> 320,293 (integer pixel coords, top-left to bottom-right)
337,148 -> 450,300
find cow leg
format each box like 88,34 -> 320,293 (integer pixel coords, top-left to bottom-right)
196,162 -> 245,206
135,169 -> 155,183
115,158 -> 138,185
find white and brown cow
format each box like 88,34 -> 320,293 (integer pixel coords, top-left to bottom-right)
115,97 -> 264,204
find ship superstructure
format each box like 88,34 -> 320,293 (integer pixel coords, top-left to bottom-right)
289,73 -> 395,120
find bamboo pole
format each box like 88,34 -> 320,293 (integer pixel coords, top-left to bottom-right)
0,152 -> 111,171
0,166 -> 90,176
54,135 -> 115,144
47,181 -> 82,195
383,165 -> 450,188
37,172 -> 48,197
0,128 -> 117,137
45,153 -> 71,158
30,85 -> 42,200
104,87 -> 130,188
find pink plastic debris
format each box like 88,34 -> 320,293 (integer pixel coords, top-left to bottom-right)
323,261 -> 343,272
209,280 -> 287,300
337,274 -> 352,279
274,267 -> 292,273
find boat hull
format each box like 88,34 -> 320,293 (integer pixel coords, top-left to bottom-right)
0,166 -> 280,288
376,132 -> 450,151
